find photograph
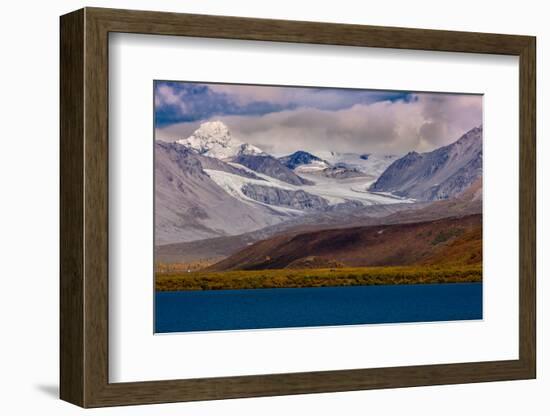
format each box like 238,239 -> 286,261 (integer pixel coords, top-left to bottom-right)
153,80 -> 483,333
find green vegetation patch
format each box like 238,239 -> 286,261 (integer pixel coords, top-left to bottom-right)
155,265 -> 482,291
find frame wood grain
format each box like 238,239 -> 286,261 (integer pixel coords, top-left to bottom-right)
60,7 -> 536,408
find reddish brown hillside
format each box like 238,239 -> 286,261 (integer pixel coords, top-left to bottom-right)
421,227 -> 482,266
209,214 -> 482,271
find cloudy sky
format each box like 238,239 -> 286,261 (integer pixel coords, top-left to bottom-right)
154,81 -> 482,156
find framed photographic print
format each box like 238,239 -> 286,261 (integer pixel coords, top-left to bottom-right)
60,7 -> 536,408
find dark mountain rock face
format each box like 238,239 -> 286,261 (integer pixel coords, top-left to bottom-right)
241,184 -> 329,211
195,152 -> 263,180
232,154 -> 313,185
321,166 -> 365,179
369,126 -> 482,201
279,151 -> 325,169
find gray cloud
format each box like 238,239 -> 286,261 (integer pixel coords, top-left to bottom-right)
156,93 -> 482,157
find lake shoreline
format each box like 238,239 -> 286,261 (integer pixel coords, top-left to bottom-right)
156,264 -> 482,292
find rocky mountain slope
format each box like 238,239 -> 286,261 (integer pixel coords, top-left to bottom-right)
155,141 -> 297,244
369,126 -> 482,200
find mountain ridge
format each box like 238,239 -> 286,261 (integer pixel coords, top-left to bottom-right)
369,126 -> 482,201
156,121 -> 482,245
208,213 -> 482,271
155,141 -> 298,244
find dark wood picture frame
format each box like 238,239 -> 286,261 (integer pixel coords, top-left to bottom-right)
60,7 -> 536,408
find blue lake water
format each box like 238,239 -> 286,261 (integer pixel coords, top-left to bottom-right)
155,283 -> 482,333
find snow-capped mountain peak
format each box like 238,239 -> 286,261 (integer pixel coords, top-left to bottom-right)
176,121 -> 264,159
